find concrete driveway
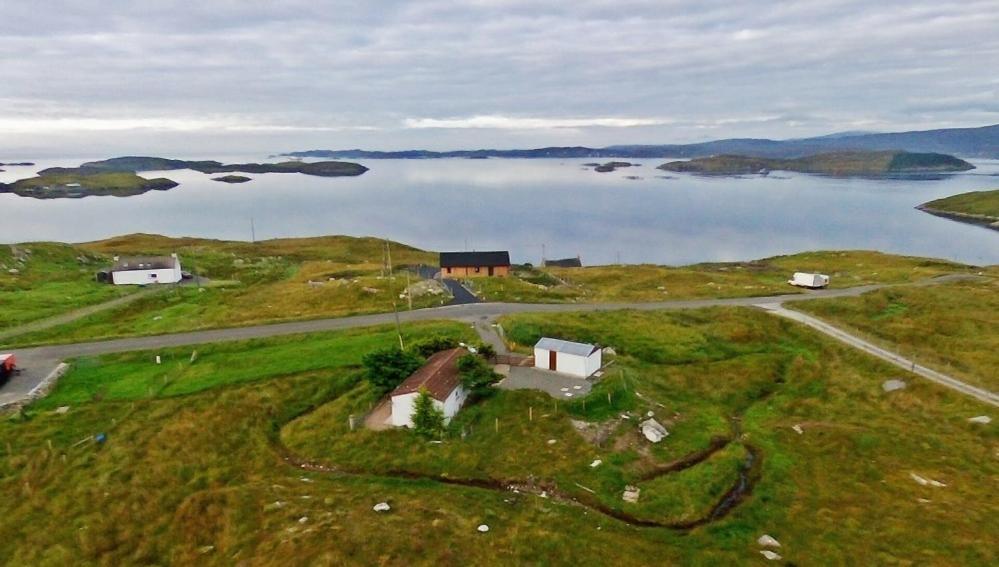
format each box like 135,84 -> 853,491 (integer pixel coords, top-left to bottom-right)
498,366 -> 593,399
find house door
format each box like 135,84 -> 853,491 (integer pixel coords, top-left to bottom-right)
549,350 -> 557,371
488,266 -> 494,276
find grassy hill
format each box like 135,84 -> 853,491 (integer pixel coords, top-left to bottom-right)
917,189 -> 999,230
1,310 -> 995,564
657,151 -> 974,176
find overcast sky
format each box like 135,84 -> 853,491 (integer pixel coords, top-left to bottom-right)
3,0 -> 999,157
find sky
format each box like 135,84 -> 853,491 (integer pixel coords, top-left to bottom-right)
2,0 -> 999,157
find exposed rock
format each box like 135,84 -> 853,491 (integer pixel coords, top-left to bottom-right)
373,502 -> 391,512
882,379 -> 906,392
601,346 -> 616,356
968,415 -> 991,424
760,550 -> 782,561
590,459 -> 602,468
910,473 -> 947,487
640,418 -> 669,443
791,424 -> 804,435
622,486 -> 640,503
477,524 -> 490,533
7,268 -> 19,275
757,534 -> 781,548
54,406 -> 70,415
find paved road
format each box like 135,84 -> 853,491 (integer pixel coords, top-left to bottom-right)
2,274 -> 993,408
757,304 -> 999,407
441,278 -> 480,305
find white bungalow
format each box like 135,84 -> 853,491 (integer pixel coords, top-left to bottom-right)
534,337 -> 602,378
111,254 -> 182,285
390,348 -> 468,427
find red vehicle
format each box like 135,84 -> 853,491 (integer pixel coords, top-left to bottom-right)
0,354 -> 16,386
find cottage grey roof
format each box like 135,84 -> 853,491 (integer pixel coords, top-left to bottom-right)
534,337 -> 599,357
440,251 -> 510,268
112,256 -> 177,272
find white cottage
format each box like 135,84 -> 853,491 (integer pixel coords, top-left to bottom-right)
390,348 -> 468,427
534,337 -> 602,378
111,254 -> 183,285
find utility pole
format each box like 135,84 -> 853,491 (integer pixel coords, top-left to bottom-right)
250,217 -> 256,244
542,243 -> 546,267
385,241 -> 404,350
405,268 -> 413,311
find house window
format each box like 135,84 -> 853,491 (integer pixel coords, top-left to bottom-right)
446,267 -> 451,274
149,273 -> 157,279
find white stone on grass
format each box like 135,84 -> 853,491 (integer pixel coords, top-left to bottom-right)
373,502 -> 391,512
477,524 -> 490,533
882,379 -> 906,392
590,459 -> 602,468
640,418 -> 669,443
968,415 -> 991,424
757,534 -> 781,548
760,550 -> 782,561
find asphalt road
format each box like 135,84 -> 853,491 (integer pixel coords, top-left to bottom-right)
2,275 -> 994,408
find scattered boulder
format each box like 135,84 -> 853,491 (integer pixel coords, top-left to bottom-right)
362,287 -> 382,294
477,524 -> 490,533
791,424 -> 804,435
882,379 -> 907,393
373,502 -> 391,512
298,516 -> 309,524
760,550 -> 782,561
602,346 -> 617,356
7,268 -> 18,275
968,415 -> 991,424
622,486 -> 640,503
54,406 -> 70,415
640,418 -> 669,443
757,534 -> 781,548
590,459 -> 602,468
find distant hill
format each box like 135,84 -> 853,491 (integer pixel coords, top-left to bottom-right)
283,123 -> 999,159
657,151 -> 975,177
917,189 -> 999,231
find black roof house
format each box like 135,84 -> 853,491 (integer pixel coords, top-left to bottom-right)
439,251 -> 511,268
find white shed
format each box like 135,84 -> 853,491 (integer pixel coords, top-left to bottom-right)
788,272 -> 830,289
111,254 -> 183,285
390,348 -> 468,428
534,337 -> 602,378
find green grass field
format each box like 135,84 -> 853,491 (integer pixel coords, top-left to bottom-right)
792,278 -> 999,391
1,308 -> 995,564
920,188 -> 999,218
0,242 -> 135,330
470,250 -> 973,303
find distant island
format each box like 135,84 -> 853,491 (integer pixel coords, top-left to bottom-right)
589,161 -> 639,172
281,123 -> 999,160
917,189 -> 999,231
657,151 -> 974,177
0,169 -> 178,199
79,156 -> 368,177
0,156 -> 367,199
0,162 -> 34,166
212,175 -> 252,183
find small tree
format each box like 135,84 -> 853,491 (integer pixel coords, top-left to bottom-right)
362,347 -> 424,394
411,388 -> 445,438
412,335 -> 460,358
458,354 -> 501,400
475,342 -> 496,359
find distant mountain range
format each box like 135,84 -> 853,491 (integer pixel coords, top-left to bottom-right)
283,123 -> 999,160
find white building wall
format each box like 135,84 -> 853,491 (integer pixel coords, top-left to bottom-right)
112,267 -> 182,285
534,347 -> 549,371
584,351 -> 602,376
556,352 -> 587,377
441,385 -> 468,422
392,388 -> 465,428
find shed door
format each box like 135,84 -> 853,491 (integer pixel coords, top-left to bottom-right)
488,266 -> 494,276
549,350 -> 557,371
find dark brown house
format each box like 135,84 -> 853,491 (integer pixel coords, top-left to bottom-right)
439,251 -> 510,277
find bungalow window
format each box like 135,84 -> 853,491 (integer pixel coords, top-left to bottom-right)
446,267 -> 452,274
149,273 -> 157,279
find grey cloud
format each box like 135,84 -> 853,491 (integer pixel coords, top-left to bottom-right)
1,0 -> 998,155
